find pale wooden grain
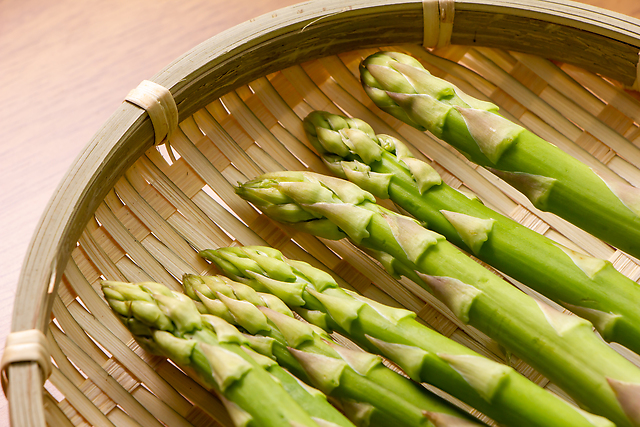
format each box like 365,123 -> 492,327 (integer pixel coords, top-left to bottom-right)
1,0 -> 640,425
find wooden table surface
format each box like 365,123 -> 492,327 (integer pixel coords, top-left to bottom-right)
1,0 -> 639,424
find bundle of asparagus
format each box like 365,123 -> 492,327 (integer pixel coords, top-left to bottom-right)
358,50 -> 640,259
182,273 -> 482,427
101,280 -> 353,427
200,246 -> 619,427
301,110 -> 640,355
234,172 -> 640,427
98,49 -> 640,427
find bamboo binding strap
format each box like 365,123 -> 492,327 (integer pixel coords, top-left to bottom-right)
1,330 -> 52,395
125,80 -> 178,145
423,0 -> 454,49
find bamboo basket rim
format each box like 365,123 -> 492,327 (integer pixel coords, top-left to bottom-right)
7,0 -> 640,425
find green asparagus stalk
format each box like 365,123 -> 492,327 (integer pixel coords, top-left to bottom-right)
359,50 -> 640,260
201,246 -> 619,427
233,173 -> 640,427
301,110 -> 640,355
101,280 -> 338,427
183,273 -> 482,427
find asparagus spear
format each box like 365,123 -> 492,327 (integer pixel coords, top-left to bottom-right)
183,273 -> 482,427
101,280 -> 334,427
233,172 -> 640,427
302,110 -> 640,355
358,50 -> 640,259
201,246 -> 618,427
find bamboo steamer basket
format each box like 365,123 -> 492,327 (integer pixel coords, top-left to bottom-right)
5,0 -> 640,426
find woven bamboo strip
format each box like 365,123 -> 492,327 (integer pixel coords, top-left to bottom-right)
280,66 -> 344,115
97,209 -> 190,282
132,155 -> 234,248
51,296 -> 108,366
78,232 -> 128,283
50,288 -> 149,422
46,331 -> 84,386
133,153 -> 256,248
127,386 -> 193,427
48,367 -> 116,427
48,320 -> 118,420
250,77 -> 309,142
50,313 -> 166,427
562,63 -> 640,123
104,407 -> 144,427
94,202 -> 180,288
511,52 -> 609,116
43,393 -> 76,427
66,303 -> 192,415
113,178 -> 210,272
223,92 -> 330,174
85,220 -> 150,284
167,128 -> 256,224
97,195 -> 194,283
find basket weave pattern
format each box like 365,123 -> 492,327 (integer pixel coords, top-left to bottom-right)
42,44 -> 640,426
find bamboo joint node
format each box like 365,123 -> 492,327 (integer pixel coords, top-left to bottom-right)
1,330 -> 52,396
125,80 -> 178,145
423,0 -> 454,49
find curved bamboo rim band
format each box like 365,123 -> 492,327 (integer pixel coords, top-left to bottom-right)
423,0 -> 454,49
1,330 -> 52,396
125,80 -> 178,145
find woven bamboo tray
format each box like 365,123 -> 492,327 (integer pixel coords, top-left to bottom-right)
6,0 -> 640,425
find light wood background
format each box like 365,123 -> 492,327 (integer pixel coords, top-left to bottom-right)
1,0 -> 639,425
